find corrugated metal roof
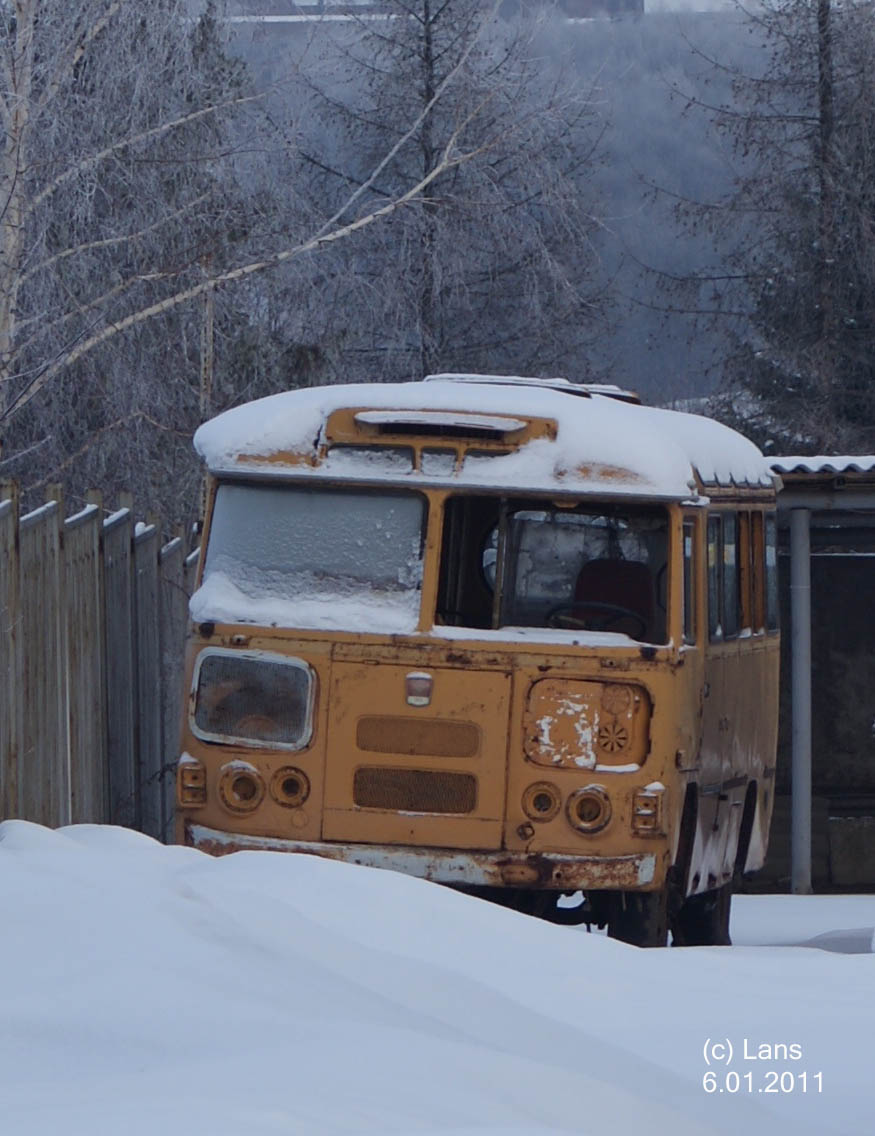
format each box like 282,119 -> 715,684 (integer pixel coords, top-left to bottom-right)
771,456 -> 875,476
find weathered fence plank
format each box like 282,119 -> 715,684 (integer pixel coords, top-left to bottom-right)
18,502 -> 68,826
134,524 -> 162,840
0,492 -> 20,820
103,509 -> 137,828
159,537 -> 187,843
0,487 -> 197,838
184,547 -> 201,597
65,505 -> 108,823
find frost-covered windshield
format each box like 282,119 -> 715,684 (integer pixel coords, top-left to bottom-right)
192,483 -> 426,632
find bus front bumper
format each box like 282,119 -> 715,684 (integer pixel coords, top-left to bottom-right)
185,822 -> 660,890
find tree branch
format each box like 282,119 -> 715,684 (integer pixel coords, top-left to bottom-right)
3,129 -> 483,422
26,88 -> 271,220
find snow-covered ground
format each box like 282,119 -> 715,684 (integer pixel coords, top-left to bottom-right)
0,821 -> 871,1135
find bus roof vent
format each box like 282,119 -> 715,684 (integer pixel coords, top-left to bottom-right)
354,409 -> 527,440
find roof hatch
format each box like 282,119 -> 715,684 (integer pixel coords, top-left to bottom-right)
353,409 -> 528,440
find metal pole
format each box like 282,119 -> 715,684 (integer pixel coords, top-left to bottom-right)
790,507 -> 812,893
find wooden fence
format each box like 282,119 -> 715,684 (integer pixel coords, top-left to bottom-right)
0,485 -> 199,842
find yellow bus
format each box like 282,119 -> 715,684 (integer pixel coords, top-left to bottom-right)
176,374 -> 781,946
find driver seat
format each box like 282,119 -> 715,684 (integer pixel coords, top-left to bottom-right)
573,558 -> 654,637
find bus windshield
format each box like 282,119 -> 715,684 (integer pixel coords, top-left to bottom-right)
197,483 -> 426,631
438,497 -> 668,642
501,507 -> 668,641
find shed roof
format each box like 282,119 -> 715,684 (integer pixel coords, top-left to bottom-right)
771,456 -> 875,476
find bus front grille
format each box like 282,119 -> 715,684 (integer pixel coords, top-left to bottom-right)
356,716 -> 480,758
353,767 -> 477,814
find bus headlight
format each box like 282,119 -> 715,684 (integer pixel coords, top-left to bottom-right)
192,649 -> 315,749
219,763 -> 265,813
522,782 -> 561,822
566,785 -> 612,833
270,767 -> 310,808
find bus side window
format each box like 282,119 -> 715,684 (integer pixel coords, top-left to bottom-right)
722,513 -> 739,638
765,512 -> 779,632
738,511 -> 751,631
683,519 -> 696,645
707,514 -> 721,640
751,512 -> 765,631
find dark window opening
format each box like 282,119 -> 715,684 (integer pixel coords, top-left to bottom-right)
707,511 -> 742,642
437,496 -> 502,629
436,496 -> 668,643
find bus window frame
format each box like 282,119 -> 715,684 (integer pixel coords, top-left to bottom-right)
682,516 -> 697,646
751,511 -> 766,632
721,512 -> 739,639
708,510 -> 745,643
737,510 -> 752,632
707,514 -> 722,641
764,511 -> 779,633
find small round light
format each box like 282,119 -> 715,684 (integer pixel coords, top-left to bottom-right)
219,765 -> 265,814
522,782 -> 561,823
566,785 -> 612,833
270,766 -> 310,808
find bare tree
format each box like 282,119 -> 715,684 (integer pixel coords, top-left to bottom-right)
287,0 -> 610,383
0,1 -> 499,521
668,0 -> 875,452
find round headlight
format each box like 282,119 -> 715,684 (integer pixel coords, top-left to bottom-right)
218,764 -> 265,814
270,766 -> 310,808
521,782 -> 561,823
566,785 -> 612,833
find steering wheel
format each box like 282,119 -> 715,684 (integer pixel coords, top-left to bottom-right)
546,601 -> 647,639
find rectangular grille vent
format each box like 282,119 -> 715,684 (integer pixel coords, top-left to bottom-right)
353,768 -> 477,814
356,716 -> 480,758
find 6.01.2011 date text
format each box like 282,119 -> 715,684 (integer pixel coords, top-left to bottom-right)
703,1070 -> 823,1094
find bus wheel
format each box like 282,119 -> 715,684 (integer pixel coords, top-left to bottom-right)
606,889 -> 669,947
671,882 -> 732,946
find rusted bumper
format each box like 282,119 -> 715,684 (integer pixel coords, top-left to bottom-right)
186,822 -> 659,890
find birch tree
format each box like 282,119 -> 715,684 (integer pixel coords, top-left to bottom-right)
0,1 -> 489,519
0,0 -> 255,508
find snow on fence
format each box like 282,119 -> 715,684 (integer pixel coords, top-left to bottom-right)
0,484 -> 199,842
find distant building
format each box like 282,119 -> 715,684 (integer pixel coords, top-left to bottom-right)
228,1 -> 644,20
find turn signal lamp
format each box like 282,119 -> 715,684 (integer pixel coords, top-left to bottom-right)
632,785 -> 665,836
177,758 -> 207,806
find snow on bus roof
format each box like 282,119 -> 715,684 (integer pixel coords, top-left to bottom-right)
194,378 -> 776,496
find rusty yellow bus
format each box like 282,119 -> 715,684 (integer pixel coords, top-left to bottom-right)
176,374 -> 780,946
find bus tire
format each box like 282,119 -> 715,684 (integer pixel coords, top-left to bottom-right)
606,888 -> 669,947
671,881 -> 732,946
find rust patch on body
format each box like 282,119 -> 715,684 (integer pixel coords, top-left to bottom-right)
186,823 -> 661,891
